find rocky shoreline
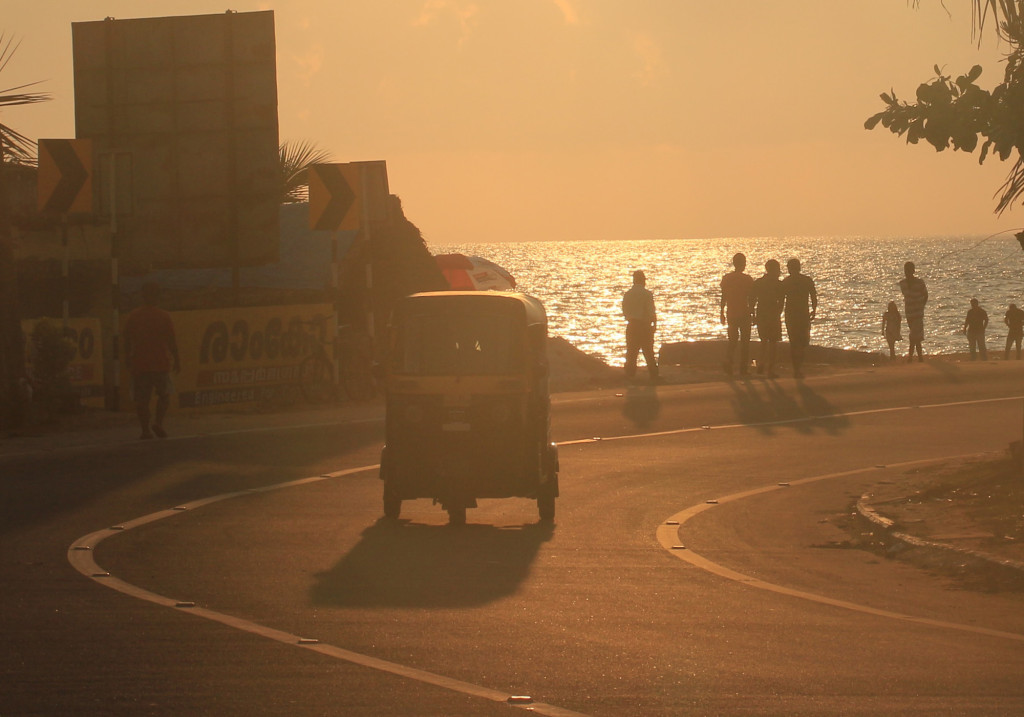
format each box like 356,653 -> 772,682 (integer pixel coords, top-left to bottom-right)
546,337 -> 996,393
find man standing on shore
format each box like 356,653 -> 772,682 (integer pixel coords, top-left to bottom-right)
782,258 -> 817,379
720,253 -> 754,376
962,298 -> 988,361
124,282 -> 180,439
749,259 -> 784,377
1005,303 -> 1024,360
622,270 -> 659,382
899,261 -> 928,363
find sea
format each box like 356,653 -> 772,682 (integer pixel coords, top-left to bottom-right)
430,235 -> 1024,367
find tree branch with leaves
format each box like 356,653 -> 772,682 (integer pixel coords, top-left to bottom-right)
868,2 -> 1024,214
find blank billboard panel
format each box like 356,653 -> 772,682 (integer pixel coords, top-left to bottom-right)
73,11 -> 280,271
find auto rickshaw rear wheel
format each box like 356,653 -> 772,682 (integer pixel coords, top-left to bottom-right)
383,488 -> 401,520
447,506 -> 467,526
538,492 -> 555,523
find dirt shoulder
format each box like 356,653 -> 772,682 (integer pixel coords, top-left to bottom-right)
854,455 -> 1024,591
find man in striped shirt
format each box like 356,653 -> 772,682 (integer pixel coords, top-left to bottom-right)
899,261 -> 928,363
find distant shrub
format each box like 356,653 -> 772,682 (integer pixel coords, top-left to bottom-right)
29,320 -> 78,416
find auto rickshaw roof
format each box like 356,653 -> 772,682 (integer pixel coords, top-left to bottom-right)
400,291 -> 547,327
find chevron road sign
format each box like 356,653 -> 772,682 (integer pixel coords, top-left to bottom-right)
308,161 -> 389,232
308,163 -> 360,231
38,138 -> 93,215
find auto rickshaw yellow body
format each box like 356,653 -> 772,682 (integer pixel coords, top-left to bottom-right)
379,291 -> 559,524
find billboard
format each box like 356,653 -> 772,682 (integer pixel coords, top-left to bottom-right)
118,303 -> 335,409
72,11 -> 280,271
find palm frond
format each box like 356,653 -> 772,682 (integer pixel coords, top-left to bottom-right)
995,155 -> 1024,214
971,0 -> 1023,43
0,32 -> 51,163
0,33 -> 23,76
279,140 -> 335,203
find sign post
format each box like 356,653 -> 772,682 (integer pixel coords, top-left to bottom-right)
99,151 -> 133,412
308,161 -> 389,345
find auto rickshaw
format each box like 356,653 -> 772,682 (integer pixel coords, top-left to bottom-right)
379,291 -> 559,525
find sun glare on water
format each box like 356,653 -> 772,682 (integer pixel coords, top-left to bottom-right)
435,236 -> 1024,366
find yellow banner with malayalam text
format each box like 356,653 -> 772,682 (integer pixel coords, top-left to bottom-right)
123,303 -> 336,410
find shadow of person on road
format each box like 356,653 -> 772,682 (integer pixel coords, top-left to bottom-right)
729,377 -> 850,436
621,384 -> 661,428
793,379 -> 849,435
760,379 -> 810,435
926,358 -> 963,383
310,519 -> 554,609
728,377 -> 777,435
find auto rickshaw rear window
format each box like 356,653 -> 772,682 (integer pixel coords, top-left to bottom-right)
393,311 -> 525,376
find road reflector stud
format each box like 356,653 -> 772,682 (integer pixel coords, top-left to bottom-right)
665,520 -> 679,525
507,696 -> 533,705
109,525 -> 125,531
701,425 -> 711,430
592,437 -> 602,441
173,506 -> 188,511
672,545 -> 687,550
298,638 -> 320,644
175,601 -> 196,608
777,482 -> 790,487
615,393 -> 624,397
92,572 -> 110,577
72,545 -> 91,551
706,499 -> 719,504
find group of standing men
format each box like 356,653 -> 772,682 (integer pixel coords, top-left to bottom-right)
621,254 -> 819,381
720,253 -> 817,379
623,255 -> 1024,381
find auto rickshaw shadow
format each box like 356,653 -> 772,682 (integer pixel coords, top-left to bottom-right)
310,518 -> 554,608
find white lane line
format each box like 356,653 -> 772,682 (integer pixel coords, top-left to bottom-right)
67,465 -> 587,717
561,393 -> 1024,445
656,456 -> 1024,643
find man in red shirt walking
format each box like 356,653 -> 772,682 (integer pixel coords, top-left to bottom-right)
124,282 -> 180,439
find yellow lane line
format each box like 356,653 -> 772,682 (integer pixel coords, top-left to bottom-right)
67,465 -> 587,717
657,457 -> 1024,643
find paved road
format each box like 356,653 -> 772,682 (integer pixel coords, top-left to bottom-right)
3,361 -> 1024,715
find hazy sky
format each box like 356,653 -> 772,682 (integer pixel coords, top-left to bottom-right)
4,1 -> 1018,244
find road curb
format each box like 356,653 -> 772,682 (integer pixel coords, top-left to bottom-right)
855,494 -> 1024,573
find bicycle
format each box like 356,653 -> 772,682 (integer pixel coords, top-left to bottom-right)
299,321 -> 377,404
